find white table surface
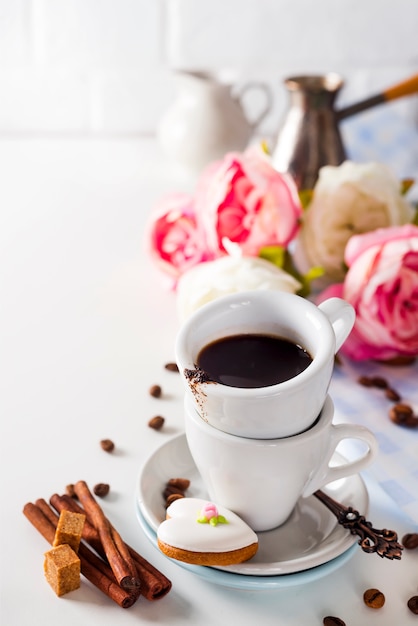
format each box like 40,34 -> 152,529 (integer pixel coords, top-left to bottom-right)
1,137 -> 418,626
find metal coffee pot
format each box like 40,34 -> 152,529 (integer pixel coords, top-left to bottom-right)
272,72 -> 418,190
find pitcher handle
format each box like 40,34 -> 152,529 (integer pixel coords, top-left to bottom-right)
318,297 -> 355,353
235,82 -> 273,130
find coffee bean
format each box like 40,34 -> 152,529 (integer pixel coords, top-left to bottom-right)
167,477 -> 191,491
149,384 -> 162,398
363,588 -> 385,609
402,533 -> 418,550
66,484 -> 77,498
164,362 -> 179,372
385,387 -> 401,402
148,415 -> 165,430
357,375 -> 373,387
389,403 -> 414,425
165,493 -> 185,507
408,596 -> 418,614
93,483 -> 110,498
370,376 -> 388,389
100,438 -> 115,453
163,484 -> 185,499
323,616 -> 346,626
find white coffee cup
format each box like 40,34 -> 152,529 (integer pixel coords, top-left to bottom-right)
184,394 -> 377,532
176,290 -> 355,439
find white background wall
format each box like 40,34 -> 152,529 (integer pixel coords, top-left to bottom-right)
1,0 -> 417,177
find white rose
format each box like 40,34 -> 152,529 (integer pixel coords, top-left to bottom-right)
296,161 -> 415,283
176,255 -> 301,321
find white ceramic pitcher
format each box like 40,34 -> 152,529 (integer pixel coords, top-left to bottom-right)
158,71 -> 272,173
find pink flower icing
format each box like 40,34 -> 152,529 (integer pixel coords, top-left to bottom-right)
201,503 -> 218,520
197,502 -> 228,526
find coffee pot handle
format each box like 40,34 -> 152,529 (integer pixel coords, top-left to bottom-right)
235,82 -> 273,130
318,297 -> 355,353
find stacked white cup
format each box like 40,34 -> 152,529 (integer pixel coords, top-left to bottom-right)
176,291 -> 378,532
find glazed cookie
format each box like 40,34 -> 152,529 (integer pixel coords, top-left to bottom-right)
157,498 -> 258,566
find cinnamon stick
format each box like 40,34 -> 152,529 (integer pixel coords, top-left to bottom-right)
23,502 -> 136,608
34,498 -> 117,585
74,481 -> 141,593
23,501 -> 55,543
33,499 -> 134,600
51,493 -> 172,600
124,543 -> 172,600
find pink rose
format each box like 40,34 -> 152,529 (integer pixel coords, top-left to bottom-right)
195,147 -> 302,256
147,192 -> 209,283
319,225 -> 418,361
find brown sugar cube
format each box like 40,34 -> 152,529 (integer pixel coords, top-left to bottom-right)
53,509 -> 86,553
44,544 -> 81,596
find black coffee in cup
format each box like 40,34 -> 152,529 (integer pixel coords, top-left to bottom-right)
196,334 -> 312,388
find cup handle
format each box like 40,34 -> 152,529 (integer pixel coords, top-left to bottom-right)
302,423 -> 378,497
318,297 -> 355,353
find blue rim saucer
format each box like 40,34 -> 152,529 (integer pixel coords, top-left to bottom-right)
135,433 -> 367,588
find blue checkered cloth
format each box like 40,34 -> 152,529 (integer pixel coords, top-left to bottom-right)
330,358 -> 418,526
340,104 -> 418,202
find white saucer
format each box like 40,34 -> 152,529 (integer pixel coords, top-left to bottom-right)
136,433 -> 368,579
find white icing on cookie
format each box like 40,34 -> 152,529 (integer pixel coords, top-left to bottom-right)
157,498 -> 258,553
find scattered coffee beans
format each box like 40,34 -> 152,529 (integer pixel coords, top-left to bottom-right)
358,374 -> 398,393
363,588 -> 385,609
100,439 -> 115,453
407,596 -> 418,615
163,477 -> 190,508
149,384 -> 162,398
164,362 -> 179,372
148,415 -> 165,430
323,617 -> 346,626
402,532 -> 418,550
357,374 -> 402,402
358,375 -> 418,428
93,483 -> 110,498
